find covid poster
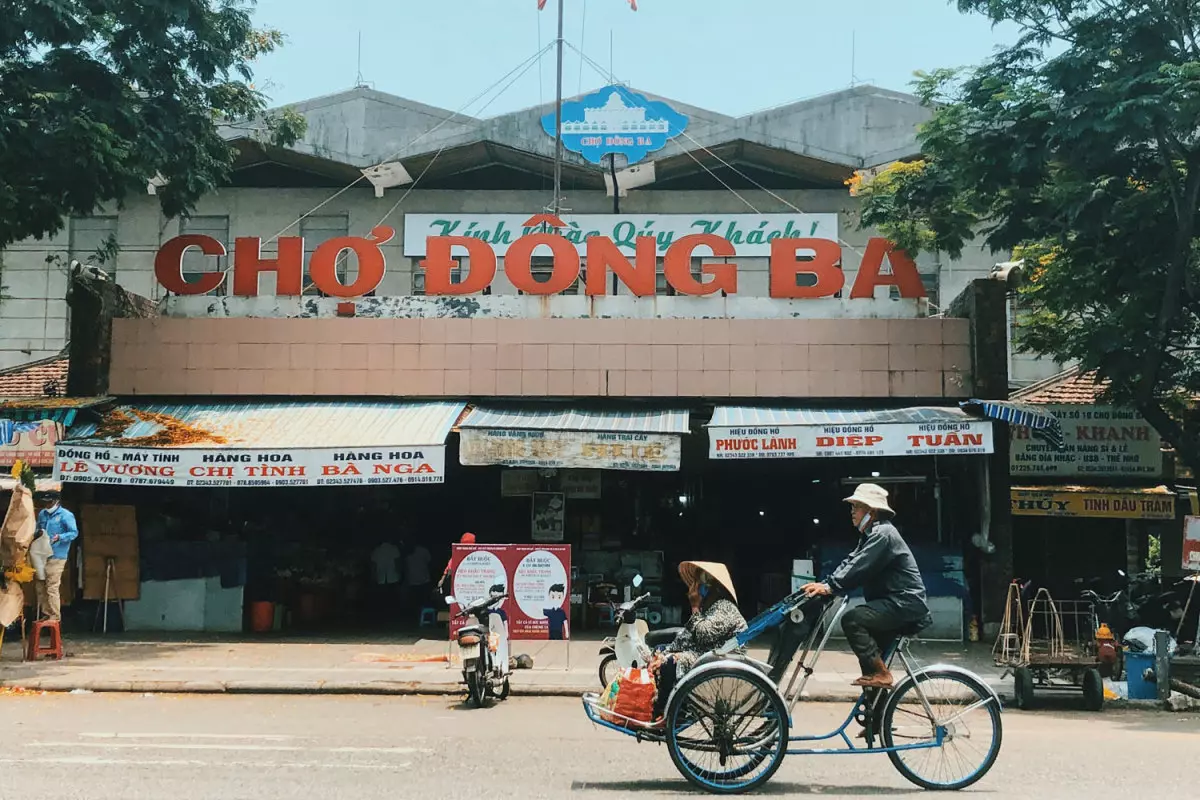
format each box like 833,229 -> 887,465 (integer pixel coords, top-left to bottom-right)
448,544 -> 572,641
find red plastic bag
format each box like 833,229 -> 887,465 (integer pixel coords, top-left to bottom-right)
611,667 -> 656,725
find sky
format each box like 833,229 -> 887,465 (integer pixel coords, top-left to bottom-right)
248,0 -> 1025,116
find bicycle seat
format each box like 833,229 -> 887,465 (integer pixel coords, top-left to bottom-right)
644,627 -> 683,648
896,615 -> 933,637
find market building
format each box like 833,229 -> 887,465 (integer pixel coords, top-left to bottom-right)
1,84 -> 1037,637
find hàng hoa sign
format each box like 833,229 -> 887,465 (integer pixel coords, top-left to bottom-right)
154,213 -> 928,300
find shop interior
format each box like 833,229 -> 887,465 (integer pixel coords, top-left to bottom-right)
65,436 -> 988,638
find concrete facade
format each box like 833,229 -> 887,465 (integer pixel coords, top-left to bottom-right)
0,83 -> 1060,384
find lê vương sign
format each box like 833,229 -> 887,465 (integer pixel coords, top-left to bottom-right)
152,213 -> 929,301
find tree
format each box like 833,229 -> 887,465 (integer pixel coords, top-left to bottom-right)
851,0 -> 1200,469
0,1 -> 305,249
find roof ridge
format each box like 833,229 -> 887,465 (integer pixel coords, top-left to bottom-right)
1010,364 -> 1086,400
0,350 -> 68,377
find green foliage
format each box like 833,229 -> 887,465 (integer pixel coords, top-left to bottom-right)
1146,533 -> 1162,576
0,1 -> 306,249
853,1 -> 1200,465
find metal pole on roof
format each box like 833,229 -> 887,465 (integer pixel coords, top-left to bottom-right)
552,0 -> 565,217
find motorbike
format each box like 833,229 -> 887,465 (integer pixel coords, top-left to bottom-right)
446,583 -> 511,706
597,574 -> 682,688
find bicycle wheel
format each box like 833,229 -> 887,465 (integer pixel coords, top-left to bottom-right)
881,669 -> 1002,791
665,666 -> 788,795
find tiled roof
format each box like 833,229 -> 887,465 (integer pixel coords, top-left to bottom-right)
0,354 -> 68,398
1011,367 -> 1110,405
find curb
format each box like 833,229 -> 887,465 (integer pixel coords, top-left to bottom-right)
0,676 -> 1014,703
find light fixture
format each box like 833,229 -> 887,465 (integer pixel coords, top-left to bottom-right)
812,518 -> 820,525
871,471 -> 881,478
146,174 -> 168,195
758,510 -> 765,517
361,161 -> 413,198
604,161 -> 656,198
677,494 -> 688,506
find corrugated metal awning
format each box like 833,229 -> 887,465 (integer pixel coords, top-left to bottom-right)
0,396 -> 111,426
65,400 -> 466,449
708,406 -> 976,428
460,406 -> 690,435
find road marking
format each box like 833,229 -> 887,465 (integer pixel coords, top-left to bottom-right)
0,756 -> 406,770
28,742 -> 428,755
80,732 -> 297,741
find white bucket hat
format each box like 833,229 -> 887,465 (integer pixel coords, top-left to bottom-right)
843,483 -> 894,515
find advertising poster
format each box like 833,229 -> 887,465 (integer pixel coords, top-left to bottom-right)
532,492 -> 566,542
1184,516 -> 1200,572
449,544 -> 572,642
1,419 -> 62,468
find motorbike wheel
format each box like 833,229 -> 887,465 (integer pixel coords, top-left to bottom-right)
464,666 -> 484,707
599,654 -> 619,689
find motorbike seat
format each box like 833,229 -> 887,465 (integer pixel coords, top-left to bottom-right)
457,624 -> 487,638
643,627 -> 683,648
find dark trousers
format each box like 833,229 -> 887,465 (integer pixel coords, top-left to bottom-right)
841,601 -> 911,669
652,656 -> 679,720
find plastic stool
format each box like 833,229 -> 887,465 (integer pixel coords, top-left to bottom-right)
418,607 -> 437,627
27,619 -> 64,661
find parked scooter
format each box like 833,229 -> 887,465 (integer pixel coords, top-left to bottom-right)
597,575 -> 682,688
446,583 -> 511,706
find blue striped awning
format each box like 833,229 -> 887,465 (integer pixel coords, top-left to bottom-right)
707,406 -> 977,428
64,400 -> 467,449
459,406 -> 690,435
960,399 -> 1066,450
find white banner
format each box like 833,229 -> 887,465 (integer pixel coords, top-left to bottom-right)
402,213 -> 840,257
54,445 -> 446,487
1009,405 -> 1162,478
708,421 -> 994,459
460,429 -> 681,471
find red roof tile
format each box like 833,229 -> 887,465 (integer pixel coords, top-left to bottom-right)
0,354 -> 69,398
1012,367 -> 1110,405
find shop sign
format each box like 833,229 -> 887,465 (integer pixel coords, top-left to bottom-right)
1010,405 -> 1162,478
448,544 -> 572,641
460,429 -> 681,471
708,421 -> 994,459
560,469 -> 602,499
541,85 -> 688,166
154,215 -> 928,301
1184,516 -> 1200,571
1010,488 -> 1176,520
402,213 -> 838,257
0,419 -> 62,468
53,445 -> 446,487
500,469 -> 540,497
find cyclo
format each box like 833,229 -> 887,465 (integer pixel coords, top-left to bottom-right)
582,587 -> 1003,794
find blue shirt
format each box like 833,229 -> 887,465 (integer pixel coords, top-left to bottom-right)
37,505 -> 78,560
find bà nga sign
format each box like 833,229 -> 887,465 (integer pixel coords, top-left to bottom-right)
154,213 -> 929,301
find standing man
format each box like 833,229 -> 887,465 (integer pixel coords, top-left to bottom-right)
801,483 -> 930,688
35,484 -> 78,622
437,532 -> 475,595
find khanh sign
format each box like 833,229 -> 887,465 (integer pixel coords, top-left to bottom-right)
53,445 -> 447,487
153,213 -> 928,301
459,428 -> 682,471
1010,405 -> 1163,478
708,421 -> 994,459
1010,488 -> 1176,521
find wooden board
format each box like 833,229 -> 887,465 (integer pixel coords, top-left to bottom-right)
80,504 -> 140,601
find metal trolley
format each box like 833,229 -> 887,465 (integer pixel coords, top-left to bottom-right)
995,586 -> 1106,711
583,590 -> 1004,794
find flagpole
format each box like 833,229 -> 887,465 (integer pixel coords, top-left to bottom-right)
552,0 -> 565,216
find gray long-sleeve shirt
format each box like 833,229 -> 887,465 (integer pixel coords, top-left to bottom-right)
825,520 -> 929,615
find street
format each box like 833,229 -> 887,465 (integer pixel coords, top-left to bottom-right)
3,693 -> 1196,799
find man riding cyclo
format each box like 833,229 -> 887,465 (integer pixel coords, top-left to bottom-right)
801,482 -> 932,689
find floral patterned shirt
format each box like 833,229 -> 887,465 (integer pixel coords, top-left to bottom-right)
642,598 -> 748,673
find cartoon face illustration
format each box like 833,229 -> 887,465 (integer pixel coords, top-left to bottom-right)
546,583 -> 566,607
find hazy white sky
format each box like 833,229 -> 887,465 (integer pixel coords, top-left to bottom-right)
248,0 -> 1023,115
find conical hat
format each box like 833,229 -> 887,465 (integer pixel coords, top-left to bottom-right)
679,561 -> 737,603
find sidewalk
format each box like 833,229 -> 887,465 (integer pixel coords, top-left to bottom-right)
0,632 -> 1014,700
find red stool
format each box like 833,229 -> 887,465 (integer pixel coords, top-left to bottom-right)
27,619 -> 64,661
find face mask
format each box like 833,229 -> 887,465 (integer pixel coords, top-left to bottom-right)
857,512 -> 872,532
698,583 -> 710,599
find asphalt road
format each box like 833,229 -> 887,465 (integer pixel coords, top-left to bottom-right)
4,692 -> 1197,799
